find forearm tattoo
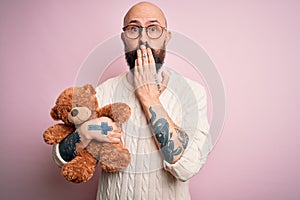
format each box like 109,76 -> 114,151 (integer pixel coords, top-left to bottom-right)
59,131 -> 80,162
176,128 -> 189,149
149,106 -> 188,163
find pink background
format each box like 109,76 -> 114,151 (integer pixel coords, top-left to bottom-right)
1,0 -> 299,199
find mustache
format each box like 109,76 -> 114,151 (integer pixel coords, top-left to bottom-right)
125,43 -> 151,59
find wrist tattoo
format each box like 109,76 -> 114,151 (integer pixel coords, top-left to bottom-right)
149,106 -> 182,163
59,131 -> 80,162
154,75 -> 161,92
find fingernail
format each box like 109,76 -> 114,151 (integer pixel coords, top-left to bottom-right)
140,44 -> 146,49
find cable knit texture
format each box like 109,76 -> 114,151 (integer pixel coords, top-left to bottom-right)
53,69 -> 212,200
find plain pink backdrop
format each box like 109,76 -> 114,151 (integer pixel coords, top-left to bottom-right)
1,0 -> 299,199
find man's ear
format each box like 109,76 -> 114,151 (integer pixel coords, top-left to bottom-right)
165,31 -> 172,45
121,32 -> 126,45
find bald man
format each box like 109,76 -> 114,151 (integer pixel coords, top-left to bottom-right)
53,2 -> 211,199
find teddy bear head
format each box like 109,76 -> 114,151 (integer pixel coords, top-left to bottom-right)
50,84 -> 98,125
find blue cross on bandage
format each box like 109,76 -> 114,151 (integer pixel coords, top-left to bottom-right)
88,122 -> 113,135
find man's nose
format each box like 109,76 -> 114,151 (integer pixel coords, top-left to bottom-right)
139,28 -> 148,43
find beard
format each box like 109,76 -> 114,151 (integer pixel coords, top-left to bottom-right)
125,42 -> 166,73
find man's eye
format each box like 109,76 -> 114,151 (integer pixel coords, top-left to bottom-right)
130,27 -> 139,32
148,26 -> 157,32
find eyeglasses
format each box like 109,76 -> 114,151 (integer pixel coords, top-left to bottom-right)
122,24 -> 166,39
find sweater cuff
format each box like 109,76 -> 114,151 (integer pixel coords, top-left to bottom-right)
162,131 -> 211,182
162,152 -> 206,182
52,144 -> 67,168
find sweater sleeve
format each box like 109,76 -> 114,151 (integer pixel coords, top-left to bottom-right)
163,79 -> 212,182
51,131 -> 82,167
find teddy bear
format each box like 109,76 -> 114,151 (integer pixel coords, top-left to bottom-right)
43,84 -> 131,183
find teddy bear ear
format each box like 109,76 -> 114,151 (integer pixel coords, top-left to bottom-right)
84,84 -> 96,95
50,106 -> 59,120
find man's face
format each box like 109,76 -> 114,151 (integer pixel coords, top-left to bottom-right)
121,3 -> 171,72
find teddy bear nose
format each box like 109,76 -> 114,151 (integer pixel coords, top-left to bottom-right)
71,109 -> 78,117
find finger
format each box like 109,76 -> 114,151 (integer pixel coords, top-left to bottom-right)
137,49 -> 143,67
133,68 -> 139,89
113,121 -> 121,128
135,59 -> 138,67
112,123 -> 122,133
142,51 -> 148,62
146,48 -> 156,74
136,49 -> 144,74
107,132 -> 122,139
134,59 -> 138,74
108,137 -> 121,144
141,47 -> 149,66
147,48 -> 155,64
143,54 -> 148,67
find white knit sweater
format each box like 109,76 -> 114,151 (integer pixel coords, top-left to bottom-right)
53,69 -> 212,200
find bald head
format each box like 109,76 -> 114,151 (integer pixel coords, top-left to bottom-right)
123,2 -> 167,27
122,2 -> 171,71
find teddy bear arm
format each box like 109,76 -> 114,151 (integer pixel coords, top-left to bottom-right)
98,103 -> 131,123
43,123 -> 75,145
